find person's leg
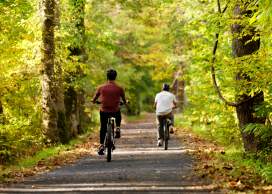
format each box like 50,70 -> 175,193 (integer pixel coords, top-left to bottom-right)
170,112 -> 174,126
169,112 -> 174,134
157,115 -> 164,146
100,111 -> 108,144
115,110 -> 121,127
98,111 -> 108,155
114,111 -> 121,138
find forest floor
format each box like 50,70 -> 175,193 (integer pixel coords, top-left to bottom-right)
0,113 -> 270,193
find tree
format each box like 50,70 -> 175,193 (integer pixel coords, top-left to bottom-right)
64,0 -> 88,137
232,1 -> 265,152
211,0 -> 267,152
54,0 -> 69,143
41,0 -> 59,143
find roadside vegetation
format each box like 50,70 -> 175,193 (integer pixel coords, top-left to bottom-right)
1,0 -> 272,191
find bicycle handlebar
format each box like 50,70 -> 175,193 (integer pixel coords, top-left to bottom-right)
93,101 -> 127,106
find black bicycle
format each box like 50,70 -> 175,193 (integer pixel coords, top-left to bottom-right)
105,116 -> 115,162
94,101 -> 125,162
161,116 -> 171,150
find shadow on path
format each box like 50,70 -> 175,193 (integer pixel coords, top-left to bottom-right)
0,113 -> 221,193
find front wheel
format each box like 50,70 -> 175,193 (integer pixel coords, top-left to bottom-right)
106,123 -> 112,162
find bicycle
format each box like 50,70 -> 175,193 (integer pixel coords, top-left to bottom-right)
161,116 -> 172,150
105,116 -> 115,162
94,101 -> 125,162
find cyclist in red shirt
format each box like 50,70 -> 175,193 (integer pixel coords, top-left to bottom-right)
92,69 -> 128,155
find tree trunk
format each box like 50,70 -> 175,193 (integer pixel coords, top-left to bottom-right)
65,0 -> 88,137
54,0 -> 69,143
232,3 -> 265,152
0,100 -> 3,124
41,0 -> 59,143
171,64 -> 187,111
0,100 -> 3,115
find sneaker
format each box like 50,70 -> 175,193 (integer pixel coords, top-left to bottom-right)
157,139 -> 163,147
170,125 -> 174,134
115,127 -> 121,138
98,145 -> 104,155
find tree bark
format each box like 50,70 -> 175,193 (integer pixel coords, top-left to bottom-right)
0,100 -> 3,115
65,0 -> 88,137
41,0 -> 59,143
54,0 -> 69,143
232,2 -> 265,152
171,64 -> 186,111
0,100 -> 3,124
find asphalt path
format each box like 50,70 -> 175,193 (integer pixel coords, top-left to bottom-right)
0,115 -> 220,194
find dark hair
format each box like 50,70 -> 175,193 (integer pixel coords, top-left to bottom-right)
107,69 -> 117,80
162,83 -> 170,91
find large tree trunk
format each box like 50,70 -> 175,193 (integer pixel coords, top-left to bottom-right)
65,0 -> 88,137
232,2 -> 265,152
54,0 -> 69,143
41,0 -> 59,143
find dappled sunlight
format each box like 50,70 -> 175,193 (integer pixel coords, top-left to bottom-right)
1,0 -> 272,193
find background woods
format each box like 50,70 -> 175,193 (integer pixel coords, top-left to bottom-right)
0,0 -> 272,179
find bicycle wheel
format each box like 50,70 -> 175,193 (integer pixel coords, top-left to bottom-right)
106,123 -> 112,162
164,120 -> 169,150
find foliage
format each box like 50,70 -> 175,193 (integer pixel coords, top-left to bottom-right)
0,0 -> 272,165
173,0 -> 272,151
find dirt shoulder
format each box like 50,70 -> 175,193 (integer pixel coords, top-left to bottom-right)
176,127 -> 272,193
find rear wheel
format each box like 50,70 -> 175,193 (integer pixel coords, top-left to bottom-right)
106,123 -> 112,162
164,120 -> 169,150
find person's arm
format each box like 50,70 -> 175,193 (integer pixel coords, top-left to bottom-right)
92,87 -> 100,103
154,102 -> 157,109
120,88 -> 127,104
173,101 -> 177,109
154,94 -> 158,109
120,88 -> 130,111
173,95 -> 177,109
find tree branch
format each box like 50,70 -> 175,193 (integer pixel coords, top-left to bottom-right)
211,0 -> 257,107
211,0 -> 239,106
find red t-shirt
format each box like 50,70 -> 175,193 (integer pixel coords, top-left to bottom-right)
94,81 -> 125,112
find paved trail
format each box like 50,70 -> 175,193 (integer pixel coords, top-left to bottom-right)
1,114 -> 220,193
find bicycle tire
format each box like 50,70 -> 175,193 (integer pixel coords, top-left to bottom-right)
164,120 -> 169,150
106,122 -> 112,162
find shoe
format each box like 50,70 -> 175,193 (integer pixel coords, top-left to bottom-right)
157,139 -> 163,147
98,145 -> 104,155
115,127 -> 121,138
170,125 -> 174,134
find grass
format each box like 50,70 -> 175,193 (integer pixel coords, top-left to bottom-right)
124,112 -> 149,122
18,131 -> 93,168
0,130 -> 96,183
217,148 -> 272,184
175,112 -> 272,187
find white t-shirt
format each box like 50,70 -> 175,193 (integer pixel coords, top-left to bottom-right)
155,91 -> 176,116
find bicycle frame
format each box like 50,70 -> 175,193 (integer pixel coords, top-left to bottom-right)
104,117 -> 115,162
159,115 -> 172,150
93,101 -> 126,161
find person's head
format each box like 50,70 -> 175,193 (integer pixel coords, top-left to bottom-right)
162,83 -> 170,91
107,69 -> 117,80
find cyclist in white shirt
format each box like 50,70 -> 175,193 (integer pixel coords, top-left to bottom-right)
154,83 -> 177,146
